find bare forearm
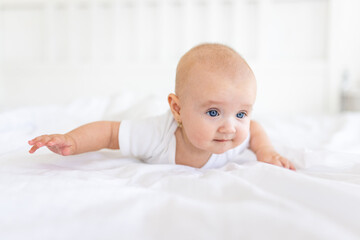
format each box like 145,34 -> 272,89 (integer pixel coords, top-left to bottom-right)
66,121 -> 120,154
249,120 -> 274,154
249,120 -> 295,170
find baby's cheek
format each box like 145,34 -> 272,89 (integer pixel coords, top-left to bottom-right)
194,126 -> 211,142
236,125 -> 250,143
188,123 -> 212,145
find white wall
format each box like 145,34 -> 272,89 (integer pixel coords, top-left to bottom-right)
331,0 -> 360,89
327,0 -> 360,112
0,0 -> 359,114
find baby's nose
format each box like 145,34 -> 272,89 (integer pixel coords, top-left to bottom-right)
218,119 -> 236,134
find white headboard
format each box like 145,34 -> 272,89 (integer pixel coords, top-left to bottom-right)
0,0 -> 356,114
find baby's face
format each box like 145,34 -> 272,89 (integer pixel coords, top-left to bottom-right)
178,63 -> 256,154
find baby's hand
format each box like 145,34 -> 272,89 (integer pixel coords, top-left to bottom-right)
255,147 -> 296,171
28,134 -> 76,156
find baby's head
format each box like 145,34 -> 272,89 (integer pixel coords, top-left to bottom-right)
168,43 -> 256,154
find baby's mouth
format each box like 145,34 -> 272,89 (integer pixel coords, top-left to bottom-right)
213,139 -> 232,142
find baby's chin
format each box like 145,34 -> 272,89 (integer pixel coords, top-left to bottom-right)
210,138 -> 248,154
210,144 -> 236,154
211,150 -> 228,155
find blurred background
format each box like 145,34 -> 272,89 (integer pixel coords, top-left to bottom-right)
0,0 -> 359,115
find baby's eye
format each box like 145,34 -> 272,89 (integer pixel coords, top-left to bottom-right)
207,110 -> 219,117
236,112 -> 246,119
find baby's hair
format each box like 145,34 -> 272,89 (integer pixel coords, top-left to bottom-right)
175,43 -> 252,97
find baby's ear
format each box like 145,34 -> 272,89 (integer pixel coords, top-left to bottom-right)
168,93 -> 181,119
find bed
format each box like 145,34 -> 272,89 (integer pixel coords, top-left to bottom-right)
1,95 -> 360,240
1,0 -> 360,239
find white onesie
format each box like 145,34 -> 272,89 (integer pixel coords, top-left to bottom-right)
118,110 -> 249,169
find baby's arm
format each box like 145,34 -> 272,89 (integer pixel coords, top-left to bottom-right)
28,121 -> 120,155
249,120 -> 295,170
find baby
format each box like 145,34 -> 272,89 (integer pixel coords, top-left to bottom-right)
29,43 -> 295,170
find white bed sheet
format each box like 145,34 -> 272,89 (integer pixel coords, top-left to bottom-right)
1,95 -> 360,240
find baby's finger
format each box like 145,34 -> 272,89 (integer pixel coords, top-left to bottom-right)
28,139 -> 38,145
29,144 -> 40,153
280,157 -> 296,171
28,139 -> 50,153
46,135 -> 65,147
29,135 -> 58,154
29,135 -> 50,146
272,158 -> 283,168
289,162 -> 296,171
29,135 -> 47,144
281,157 -> 290,169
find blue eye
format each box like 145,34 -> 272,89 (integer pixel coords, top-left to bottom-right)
207,110 -> 219,117
236,112 -> 246,119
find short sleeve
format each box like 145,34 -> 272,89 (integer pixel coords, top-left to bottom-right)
118,111 -> 177,163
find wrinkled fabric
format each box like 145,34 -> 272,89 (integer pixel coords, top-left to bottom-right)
1,96 -> 360,240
